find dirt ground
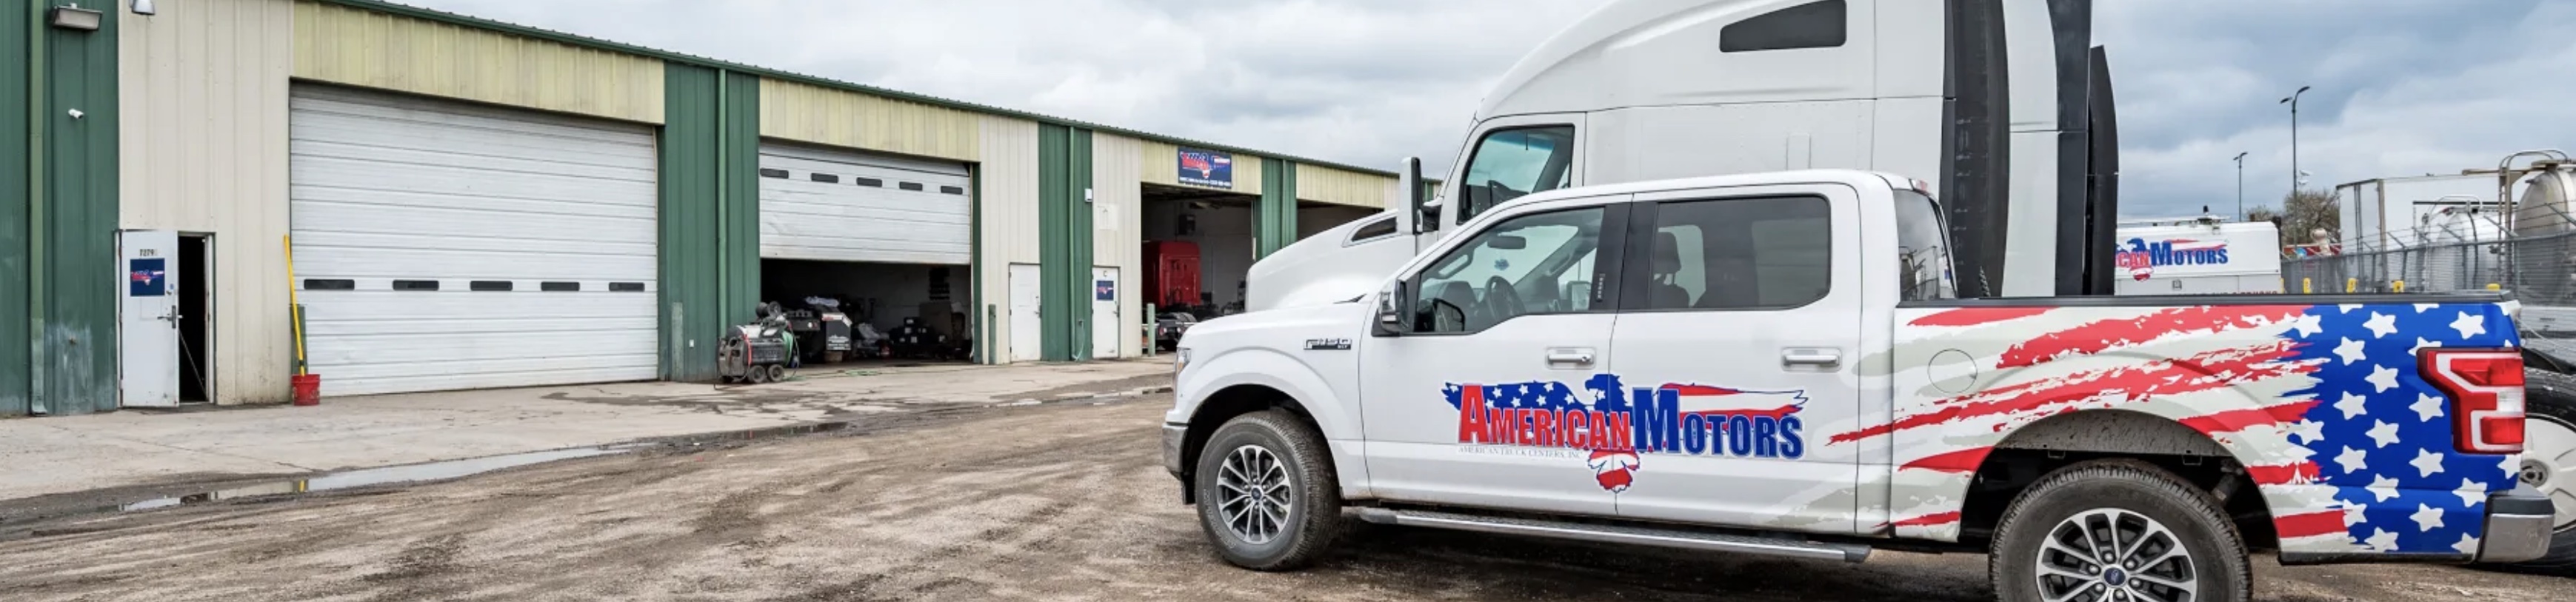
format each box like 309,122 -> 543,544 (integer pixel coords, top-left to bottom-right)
1,394 -> 2569,602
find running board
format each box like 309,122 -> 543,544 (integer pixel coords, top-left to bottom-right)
1356,508 -> 1871,563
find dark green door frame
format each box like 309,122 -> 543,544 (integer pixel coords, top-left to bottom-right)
1036,124 -> 1095,361
657,64 -> 761,382
7,1 -> 119,416
1257,158 -> 1298,258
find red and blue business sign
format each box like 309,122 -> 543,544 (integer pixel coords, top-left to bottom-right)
129,258 -> 167,297
1444,374 -> 1808,492
1178,147 -> 1232,189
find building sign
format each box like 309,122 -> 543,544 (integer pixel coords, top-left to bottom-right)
1177,148 -> 1232,189
1095,279 -> 1117,301
129,258 -> 167,297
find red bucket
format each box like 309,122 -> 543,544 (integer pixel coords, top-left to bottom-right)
291,374 -> 322,407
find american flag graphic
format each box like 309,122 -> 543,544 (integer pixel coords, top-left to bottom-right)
1882,303 -> 2523,555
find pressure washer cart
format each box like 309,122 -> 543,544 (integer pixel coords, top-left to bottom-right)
719,303 -> 793,384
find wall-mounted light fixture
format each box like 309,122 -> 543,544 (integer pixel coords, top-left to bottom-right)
50,4 -> 105,30
133,0 -> 157,16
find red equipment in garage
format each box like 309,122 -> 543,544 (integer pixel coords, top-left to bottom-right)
1143,241 -> 1202,311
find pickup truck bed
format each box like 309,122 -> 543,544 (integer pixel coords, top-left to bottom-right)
1887,294 -> 2525,560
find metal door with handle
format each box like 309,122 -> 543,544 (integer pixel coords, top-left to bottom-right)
1359,198 -> 1628,517
119,230 -> 181,408
1603,185 -> 1865,534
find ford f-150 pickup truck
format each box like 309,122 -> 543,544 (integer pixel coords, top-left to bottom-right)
1162,170 -> 2557,602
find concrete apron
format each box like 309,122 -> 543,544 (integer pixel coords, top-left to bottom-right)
0,360 -> 1174,503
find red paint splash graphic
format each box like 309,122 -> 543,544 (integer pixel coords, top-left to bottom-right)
2178,400 -> 2318,435
1899,447 -> 1992,474
2273,510 -> 2347,539
1892,511 -> 1962,527
1996,306 -> 2309,369
1829,340 -> 2320,445
1907,307 -> 2054,327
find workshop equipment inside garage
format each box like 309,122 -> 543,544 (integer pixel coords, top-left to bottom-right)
755,143 -> 975,364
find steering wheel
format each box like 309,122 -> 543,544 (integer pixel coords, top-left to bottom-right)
1478,276 -> 1526,329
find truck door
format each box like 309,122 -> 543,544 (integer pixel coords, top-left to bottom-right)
1361,195 -> 1629,516
1605,184 -> 1866,535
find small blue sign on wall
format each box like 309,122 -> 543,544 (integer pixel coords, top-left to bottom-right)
1095,279 -> 1116,301
1177,147 -> 1233,189
130,258 -> 167,297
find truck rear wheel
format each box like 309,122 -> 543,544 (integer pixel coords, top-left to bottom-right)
1990,461 -> 2250,602
1193,410 -> 1342,570
2503,369 -> 2576,571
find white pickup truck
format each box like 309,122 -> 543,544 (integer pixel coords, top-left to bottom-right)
1162,170 -> 2556,601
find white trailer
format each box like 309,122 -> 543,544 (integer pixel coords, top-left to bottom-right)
2112,218 -> 2283,295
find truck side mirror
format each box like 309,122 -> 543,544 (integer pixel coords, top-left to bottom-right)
1396,157 -> 1424,235
1372,280 -> 1409,337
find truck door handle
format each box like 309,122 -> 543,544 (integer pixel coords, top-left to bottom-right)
1781,347 -> 1842,367
1545,348 -> 1596,367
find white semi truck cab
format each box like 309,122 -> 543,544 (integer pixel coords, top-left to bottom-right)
1250,0 -> 2126,312
1164,170 -> 2557,601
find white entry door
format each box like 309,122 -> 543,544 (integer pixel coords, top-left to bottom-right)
1010,264 -> 1043,362
1092,267 -> 1120,359
119,230 -> 181,408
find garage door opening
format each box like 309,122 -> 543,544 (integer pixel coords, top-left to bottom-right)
1141,184 -> 1258,323
757,141 -> 975,370
761,259 -> 970,367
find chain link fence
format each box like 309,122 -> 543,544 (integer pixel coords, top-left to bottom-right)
2280,230 -> 2576,304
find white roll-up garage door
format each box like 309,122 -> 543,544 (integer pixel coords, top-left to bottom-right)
288,86 -> 659,396
758,143 -> 973,264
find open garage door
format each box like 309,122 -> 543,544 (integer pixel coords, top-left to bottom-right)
756,144 -> 976,365
757,143 -> 972,264
288,85 -> 660,396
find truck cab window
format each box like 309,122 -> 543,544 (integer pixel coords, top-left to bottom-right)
1460,127 -> 1576,224
1642,196 -> 1830,310
1894,190 -> 1955,301
1414,207 -> 1604,332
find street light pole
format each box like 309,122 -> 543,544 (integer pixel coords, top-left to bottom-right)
2280,85 -> 2311,196
2233,152 -> 2249,221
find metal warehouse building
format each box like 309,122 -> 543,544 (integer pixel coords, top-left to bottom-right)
1,0 -> 1410,415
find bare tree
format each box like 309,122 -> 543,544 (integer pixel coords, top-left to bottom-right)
2275,189 -> 2338,246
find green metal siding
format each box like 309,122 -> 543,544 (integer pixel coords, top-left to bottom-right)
658,64 -> 761,381
28,1 -> 119,415
1035,124 -> 1095,361
1,2 -> 30,415
1258,159 -> 1297,258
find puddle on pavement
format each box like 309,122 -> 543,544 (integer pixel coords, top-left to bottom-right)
113,447 -> 633,513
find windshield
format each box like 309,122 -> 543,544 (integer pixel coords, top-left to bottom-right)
1895,190 -> 1955,301
1459,127 -> 1576,223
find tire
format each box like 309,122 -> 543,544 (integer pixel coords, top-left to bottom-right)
766,364 -> 789,383
2503,369 -> 2576,571
747,366 -> 771,384
1193,410 -> 1343,571
1991,461 -> 2251,602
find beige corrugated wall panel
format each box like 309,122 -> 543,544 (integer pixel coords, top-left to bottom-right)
1295,164 -> 1391,210
760,79 -> 979,163
977,116 -> 1041,364
1091,133 -> 1144,358
1138,140 -> 1262,196
292,1 -> 662,124
120,0 -> 298,404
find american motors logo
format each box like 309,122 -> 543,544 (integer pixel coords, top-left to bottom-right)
1444,374 -> 1807,492
2115,237 -> 2231,281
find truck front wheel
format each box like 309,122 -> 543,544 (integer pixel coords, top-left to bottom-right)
1193,410 -> 1343,570
1990,461 -> 2251,602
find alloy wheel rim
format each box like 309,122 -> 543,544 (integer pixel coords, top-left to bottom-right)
1216,444 -> 1293,545
2036,509 -> 2199,602
2523,415 -> 2576,532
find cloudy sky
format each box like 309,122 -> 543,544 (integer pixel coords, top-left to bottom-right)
398,0 -> 2569,218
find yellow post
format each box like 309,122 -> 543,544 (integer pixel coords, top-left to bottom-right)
2346,278 -> 2357,293
2302,278 -> 2312,294
2489,283 -> 2502,291
2394,280 -> 2406,292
